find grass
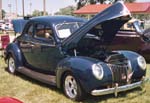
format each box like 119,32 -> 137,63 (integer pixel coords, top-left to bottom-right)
0,57 -> 150,103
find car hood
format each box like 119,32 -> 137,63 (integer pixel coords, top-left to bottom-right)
12,19 -> 29,34
62,1 -> 131,50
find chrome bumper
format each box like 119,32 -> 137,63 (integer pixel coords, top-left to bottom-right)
91,78 -> 148,96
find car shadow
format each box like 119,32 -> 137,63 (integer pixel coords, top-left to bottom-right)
4,67 -> 62,94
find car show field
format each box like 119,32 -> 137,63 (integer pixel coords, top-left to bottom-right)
2,2 -> 148,101
0,57 -> 150,103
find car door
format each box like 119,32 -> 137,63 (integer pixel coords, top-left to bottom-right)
30,22 -> 64,73
19,22 -> 36,67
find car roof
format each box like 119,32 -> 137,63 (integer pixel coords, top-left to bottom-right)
30,15 -> 87,26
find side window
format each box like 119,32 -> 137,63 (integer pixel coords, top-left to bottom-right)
24,24 -> 34,36
35,23 -> 53,40
35,24 -> 45,38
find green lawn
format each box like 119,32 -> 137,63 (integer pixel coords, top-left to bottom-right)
0,57 -> 150,103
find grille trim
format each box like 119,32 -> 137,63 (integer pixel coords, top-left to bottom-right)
108,64 -> 129,84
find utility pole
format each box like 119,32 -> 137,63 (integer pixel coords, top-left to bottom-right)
29,1 -> 32,16
8,4 -> 12,14
0,0 -> 2,19
22,0 -> 25,17
43,0 -> 46,15
16,0 -> 18,17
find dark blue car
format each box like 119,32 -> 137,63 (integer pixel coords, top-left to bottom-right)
5,2 -> 147,101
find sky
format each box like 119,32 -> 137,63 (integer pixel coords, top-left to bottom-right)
1,0 -> 150,16
2,0 -> 76,15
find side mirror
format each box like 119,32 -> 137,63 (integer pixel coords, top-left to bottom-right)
132,21 -> 144,35
133,21 -> 150,42
143,28 -> 150,42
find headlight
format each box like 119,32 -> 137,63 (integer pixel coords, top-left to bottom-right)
137,56 -> 146,70
92,63 -> 104,80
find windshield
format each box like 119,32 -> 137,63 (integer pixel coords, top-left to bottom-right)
56,22 -> 84,39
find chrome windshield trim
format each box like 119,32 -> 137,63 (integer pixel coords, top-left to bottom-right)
55,22 -> 83,39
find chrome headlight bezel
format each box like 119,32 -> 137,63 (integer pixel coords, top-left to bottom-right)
137,56 -> 146,70
127,60 -> 132,72
92,63 -> 104,80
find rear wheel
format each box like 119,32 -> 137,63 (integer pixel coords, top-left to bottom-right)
63,73 -> 84,101
8,55 -> 16,74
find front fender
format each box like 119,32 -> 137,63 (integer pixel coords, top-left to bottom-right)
5,43 -> 23,68
116,50 -> 146,79
56,56 -> 112,93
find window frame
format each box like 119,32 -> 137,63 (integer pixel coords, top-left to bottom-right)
22,22 -> 34,37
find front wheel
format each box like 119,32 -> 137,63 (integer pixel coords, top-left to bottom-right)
8,55 -> 16,74
63,73 -> 84,101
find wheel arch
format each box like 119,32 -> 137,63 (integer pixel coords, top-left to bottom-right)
56,68 -> 72,89
5,43 -> 24,68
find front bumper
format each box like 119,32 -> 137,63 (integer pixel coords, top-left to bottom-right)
91,78 -> 148,96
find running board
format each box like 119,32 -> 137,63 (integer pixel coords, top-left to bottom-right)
18,67 -> 56,86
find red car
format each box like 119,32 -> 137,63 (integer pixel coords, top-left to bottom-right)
0,97 -> 23,103
110,21 -> 150,62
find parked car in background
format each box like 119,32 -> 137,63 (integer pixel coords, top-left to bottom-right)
110,19 -> 150,62
0,20 -> 5,30
5,22 -> 13,31
0,21 -> 13,31
5,2 -> 147,101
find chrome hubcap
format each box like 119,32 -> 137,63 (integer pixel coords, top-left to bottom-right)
8,57 -> 15,73
65,75 -> 77,98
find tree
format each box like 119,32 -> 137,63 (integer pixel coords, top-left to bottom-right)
55,6 -> 75,16
124,0 -> 135,2
2,9 -> 6,19
32,10 -> 48,16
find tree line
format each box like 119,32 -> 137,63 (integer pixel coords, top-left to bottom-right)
75,0 -> 135,9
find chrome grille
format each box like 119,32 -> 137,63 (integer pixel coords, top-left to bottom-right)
108,64 -> 128,84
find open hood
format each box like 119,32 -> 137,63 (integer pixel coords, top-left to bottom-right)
12,19 -> 29,34
62,1 -> 131,50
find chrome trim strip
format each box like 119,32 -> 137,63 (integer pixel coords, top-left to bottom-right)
91,78 -> 148,96
116,34 -> 139,37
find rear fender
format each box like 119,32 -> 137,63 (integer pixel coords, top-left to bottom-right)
5,43 -> 23,68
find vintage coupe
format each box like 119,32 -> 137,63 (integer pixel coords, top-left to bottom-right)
5,2 -> 147,101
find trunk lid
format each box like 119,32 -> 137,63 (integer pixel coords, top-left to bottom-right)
12,19 -> 29,34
